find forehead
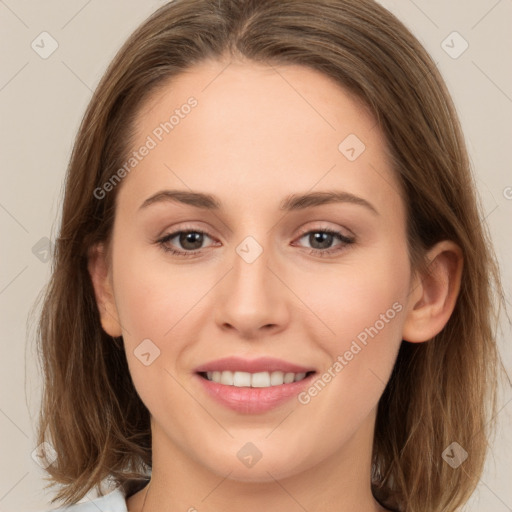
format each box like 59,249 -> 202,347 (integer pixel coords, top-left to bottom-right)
137,58 -> 377,148
119,58 -> 402,217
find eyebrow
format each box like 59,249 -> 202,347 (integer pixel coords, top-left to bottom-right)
138,189 -> 379,215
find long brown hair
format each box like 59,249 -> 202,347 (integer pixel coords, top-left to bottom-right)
34,1 -> 505,510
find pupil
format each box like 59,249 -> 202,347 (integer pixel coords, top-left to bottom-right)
181,232 -> 203,250
311,232 -> 332,249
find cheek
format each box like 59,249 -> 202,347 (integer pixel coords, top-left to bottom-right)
333,267 -> 406,348
111,240 -> 204,340
110,240 -> 219,401
110,245 -> 200,414
304,244 -> 409,344
298,246 -> 409,401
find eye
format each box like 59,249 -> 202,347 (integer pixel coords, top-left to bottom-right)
294,227 -> 355,257
155,226 -> 355,258
156,228 -> 215,257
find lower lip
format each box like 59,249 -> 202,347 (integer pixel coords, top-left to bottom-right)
194,373 -> 315,414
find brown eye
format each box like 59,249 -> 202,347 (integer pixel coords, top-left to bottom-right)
295,228 -> 355,257
157,229 -> 215,257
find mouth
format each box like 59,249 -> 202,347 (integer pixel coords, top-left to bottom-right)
194,362 -> 317,414
193,356 -> 317,413
197,370 -> 316,388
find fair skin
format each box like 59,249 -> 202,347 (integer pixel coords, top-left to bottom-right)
88,57 -> 462,512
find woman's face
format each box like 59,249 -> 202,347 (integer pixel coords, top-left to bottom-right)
97,59 -> 415,482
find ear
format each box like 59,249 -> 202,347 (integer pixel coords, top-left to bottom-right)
402,240 -> 463,343
87,242 -> 123,337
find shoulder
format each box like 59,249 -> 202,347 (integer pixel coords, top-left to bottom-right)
43,485 -> 128,512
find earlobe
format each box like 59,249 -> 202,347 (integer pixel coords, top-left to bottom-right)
402,241 -> 463,343
87,242 -> 123,337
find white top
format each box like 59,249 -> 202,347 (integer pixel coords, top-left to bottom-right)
46,486 -> 127,511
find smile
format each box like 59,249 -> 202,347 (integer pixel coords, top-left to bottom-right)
199,370 -> 314,387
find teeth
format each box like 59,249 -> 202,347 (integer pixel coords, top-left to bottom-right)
233,371 -> 251,387
220,371 -> 234,385
270,371 -> 284,386
204,370 -> 309,387
251,371 -> 270,388
284,372 -> 295,384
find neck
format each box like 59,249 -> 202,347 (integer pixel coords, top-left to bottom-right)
129,410 -> 388,512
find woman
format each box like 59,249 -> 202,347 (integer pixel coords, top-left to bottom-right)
36,1 -> 504,511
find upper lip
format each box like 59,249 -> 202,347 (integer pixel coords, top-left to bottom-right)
195,357 -> 315,374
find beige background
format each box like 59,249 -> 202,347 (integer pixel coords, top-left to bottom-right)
0,1 -> 511,511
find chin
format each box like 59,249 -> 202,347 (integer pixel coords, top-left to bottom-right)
196,442 -> 311,483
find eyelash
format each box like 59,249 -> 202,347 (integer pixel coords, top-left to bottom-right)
155,225 -> 355,259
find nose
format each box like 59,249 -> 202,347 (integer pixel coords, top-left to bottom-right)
214,239 -> 290,339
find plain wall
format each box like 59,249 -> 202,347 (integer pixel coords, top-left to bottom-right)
0,1 -> 510,510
